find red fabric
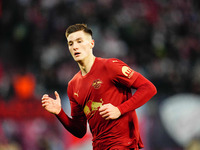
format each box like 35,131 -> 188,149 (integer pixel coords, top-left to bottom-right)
56,108 -> 87,138
109,145 -> 133,150
56,57 -> 157,149
118,73 -> 157,115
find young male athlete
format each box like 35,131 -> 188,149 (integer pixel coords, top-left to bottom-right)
41,24 -> 157,150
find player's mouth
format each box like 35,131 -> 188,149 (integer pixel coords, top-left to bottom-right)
74,52 -> 80,57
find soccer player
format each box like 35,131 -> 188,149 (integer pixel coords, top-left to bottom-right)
41,24 -> 157,150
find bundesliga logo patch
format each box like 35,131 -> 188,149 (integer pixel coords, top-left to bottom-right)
122,66 -> 134,78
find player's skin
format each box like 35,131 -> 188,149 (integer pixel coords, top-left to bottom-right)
41,30 -> 121,120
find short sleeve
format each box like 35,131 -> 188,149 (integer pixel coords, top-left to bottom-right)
105,58 -> 139,87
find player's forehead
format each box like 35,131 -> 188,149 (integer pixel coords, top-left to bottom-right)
67,30 -> 90,42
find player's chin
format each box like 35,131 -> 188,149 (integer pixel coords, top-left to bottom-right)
74,58 -> 81,62
74,56 -> 83,62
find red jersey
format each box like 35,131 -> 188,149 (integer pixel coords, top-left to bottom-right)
57,57 -> 157,150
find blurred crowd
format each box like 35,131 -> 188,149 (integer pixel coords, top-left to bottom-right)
0,0 -> 200,150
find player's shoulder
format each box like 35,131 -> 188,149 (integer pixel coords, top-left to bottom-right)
108,58 -> 123,63
104,58 -> 127,67
96,57 -> 123,64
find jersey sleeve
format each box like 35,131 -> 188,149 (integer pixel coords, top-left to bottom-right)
67,82 -> 85,117
117,73 -> 157,114
105,58 -> 139,87
55,82 -> 87,138
105,58 -> 157,115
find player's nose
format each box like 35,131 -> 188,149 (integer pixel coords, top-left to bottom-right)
72,42 -> 79,51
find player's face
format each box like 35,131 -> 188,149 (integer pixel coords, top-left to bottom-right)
67,30 -> 94,62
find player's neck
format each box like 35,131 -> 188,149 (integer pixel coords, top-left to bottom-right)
78,54 -> 96,76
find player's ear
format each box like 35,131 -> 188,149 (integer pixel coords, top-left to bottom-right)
90,39 -> 95,49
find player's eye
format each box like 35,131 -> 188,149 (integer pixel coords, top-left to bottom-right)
77,40 -> 82,43
68,42 -> 73,46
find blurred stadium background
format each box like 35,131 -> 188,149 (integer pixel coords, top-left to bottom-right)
0,0 -> 200,150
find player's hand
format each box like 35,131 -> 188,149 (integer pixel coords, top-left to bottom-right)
99,103 -> 121,120
41,91 -> 61,115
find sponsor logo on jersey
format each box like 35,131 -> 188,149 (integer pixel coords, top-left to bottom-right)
83,98 -> 104,117
92,79 -> 103,89
122,66 -> 134,78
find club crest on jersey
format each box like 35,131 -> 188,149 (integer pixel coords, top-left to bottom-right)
92,79 -> 103,89
122,66 -> 134,78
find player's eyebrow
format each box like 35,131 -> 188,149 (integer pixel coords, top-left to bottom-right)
68,37 -> 83,44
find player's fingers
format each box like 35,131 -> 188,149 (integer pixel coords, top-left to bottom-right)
104,113 -> 113,120
42,102 -> 48,107
105,113 -> 116,120
101,110 -> 110,117
41,100 -> 45,104
54,91 -> 60,100
105,116 -> 110,120
102,113 -> 110,118
102,103 -> 111,106
41,100 -> 50,105
99,109 -> 108,115
42,94 -> 49,98
99,105 -> 108,112
99,103 -> 113,110
42,97 -> 47,100
42,94 -> 49,100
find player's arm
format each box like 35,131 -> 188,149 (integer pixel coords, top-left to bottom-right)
41,91 -> 87,138
56,108 -> 87,138
99,73 -> 157,119
99,59 -> 157,119
117,73 -> 157,115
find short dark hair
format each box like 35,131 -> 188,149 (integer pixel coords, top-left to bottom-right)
66,24 -> 93,37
